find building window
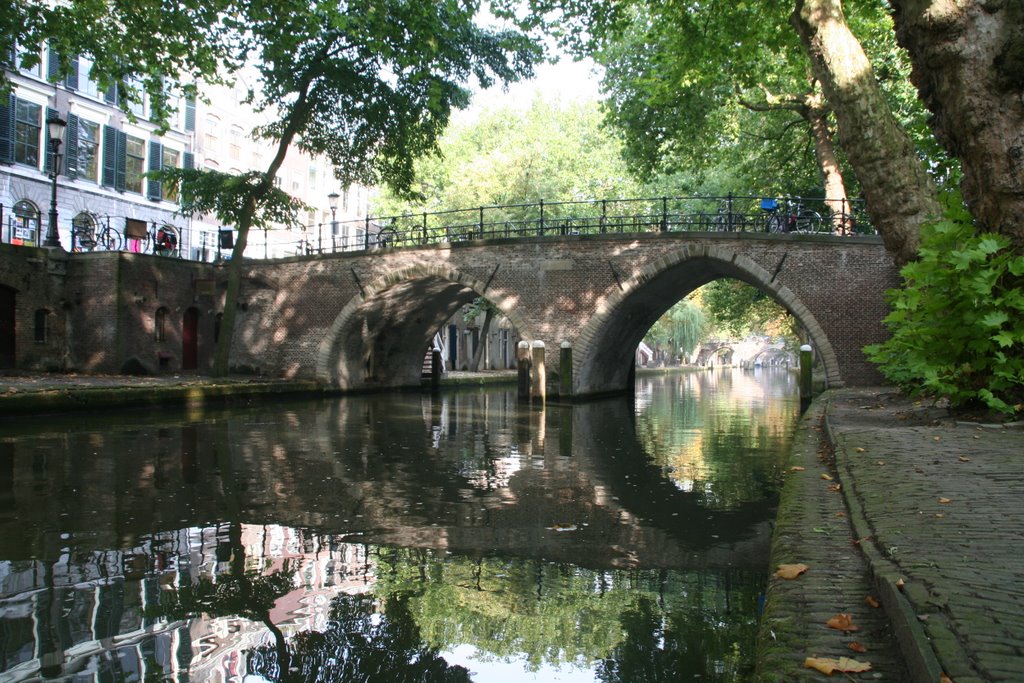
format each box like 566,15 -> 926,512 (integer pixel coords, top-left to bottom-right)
77,119 -> 100,181
14,99 -> 41,168
162,147 -> 180,201
155,307 -> 168,341
12,200 -> 40,244
75,55 -> 102,98
204,115 -> 220,151
34,309 -> 49,344
124,134 -> 145,193
229,125 -> 243,161
16,45 -> 41,77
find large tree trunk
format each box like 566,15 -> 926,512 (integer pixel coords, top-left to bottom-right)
804,93 -> 851,233
792,0 -> 941,263
888,0 -> 1024,246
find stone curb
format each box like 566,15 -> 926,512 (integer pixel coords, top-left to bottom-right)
0,380 -> 326,416
824,395 -> 945,683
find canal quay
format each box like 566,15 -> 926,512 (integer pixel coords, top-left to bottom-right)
1,371 -> 1022,682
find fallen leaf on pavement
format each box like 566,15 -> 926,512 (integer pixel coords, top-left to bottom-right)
804,656 -> 872,675
775,563 -> 809,580
821,473 -> 833,481
855,447 -> 866,452
940,674 -> 953,683
938,497 -> 952,504
826,613 -> 860,631
828,483 -> 842,492
876,460 -> 886,466
958,456 -> 970,462
896,578 -> 905,589
790,466 -> 805,472
848,641 -> 867,653
865,595 -> 880,608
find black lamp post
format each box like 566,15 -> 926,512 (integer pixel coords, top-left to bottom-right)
328,191 -> 340,249
44,115 -> 67,248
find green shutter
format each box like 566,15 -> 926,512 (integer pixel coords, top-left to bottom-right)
47,48 -> 61,82
114,130 -> 127,192
43,106 -> 59,174
65,57 -> 79,90
101,125 -> 117,186
147,140 -> 162,200
184,96 -> 196,132
0,93 -> 14,164
65,114 -> 79,179
183,151 -> 194,170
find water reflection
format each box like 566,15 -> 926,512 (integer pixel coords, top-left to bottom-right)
0,368 -> 798,681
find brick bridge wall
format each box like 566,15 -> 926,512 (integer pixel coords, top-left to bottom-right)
1,232 -> 900,395
231,231 -> 898,395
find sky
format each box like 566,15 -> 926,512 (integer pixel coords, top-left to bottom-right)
464,57 -> 603,117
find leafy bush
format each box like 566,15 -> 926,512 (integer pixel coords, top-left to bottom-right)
865,195 -> 1024,416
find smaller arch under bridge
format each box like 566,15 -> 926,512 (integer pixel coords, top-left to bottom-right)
229,231 -> 899,397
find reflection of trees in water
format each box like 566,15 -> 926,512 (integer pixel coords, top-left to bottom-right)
371,547 -> 762,679
248,594 -> 470,683
632,370 -> 799,510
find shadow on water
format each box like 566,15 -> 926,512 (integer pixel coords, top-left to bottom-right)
0,367 -> 799,682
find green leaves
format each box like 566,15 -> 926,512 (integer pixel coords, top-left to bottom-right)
866,192 -> 1024,416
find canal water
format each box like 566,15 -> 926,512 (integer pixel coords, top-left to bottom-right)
0,367 -> 800,682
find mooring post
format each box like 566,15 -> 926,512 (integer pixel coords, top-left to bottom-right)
531,340 -> 546,404
800,344 -> 813,404
431,349 -> 442,390
517,341 -> 532,402
559,341 -> 573,399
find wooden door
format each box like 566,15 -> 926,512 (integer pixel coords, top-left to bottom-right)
182,307 -> 199,370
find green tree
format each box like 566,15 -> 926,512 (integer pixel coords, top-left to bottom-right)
643,300 -> 705,364
865,194 -> 1024,416
159,1 -> 540,375
697,281 -> 796,341
3,0 -> 240,129
374,96 -> 642,218
592,0 -> 851,213
497,0 -> 943,264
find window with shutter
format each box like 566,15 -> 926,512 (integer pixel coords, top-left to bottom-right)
124,134 -> 144,193
76,118 -> 100,182
14,99 -> 42,168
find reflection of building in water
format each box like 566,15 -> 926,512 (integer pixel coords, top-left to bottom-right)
0,524 -> 374,682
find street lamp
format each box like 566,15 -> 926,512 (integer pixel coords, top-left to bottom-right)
328,191 -> 340,245
44,115 -> 67,248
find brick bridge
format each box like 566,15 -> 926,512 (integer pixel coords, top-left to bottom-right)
2,230 -> 899,396
233,230 -> 898,395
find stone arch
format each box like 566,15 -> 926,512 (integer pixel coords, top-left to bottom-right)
315,263 -> 533,389
572,243 -> 842,396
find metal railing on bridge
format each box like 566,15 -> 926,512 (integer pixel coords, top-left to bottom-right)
293,194 -> 874,256
1,194 -> 875,261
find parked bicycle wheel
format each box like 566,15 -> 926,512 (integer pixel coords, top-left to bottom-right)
766,213 -> 788,234
829,212 -> 856,235
154,225 -> 180,256
97,228 -> 122,251
793,210 -> 822,233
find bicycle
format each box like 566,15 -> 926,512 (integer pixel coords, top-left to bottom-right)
762,197 -> 822,234
153,224 -> 181,257
72,215 -> 122,252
